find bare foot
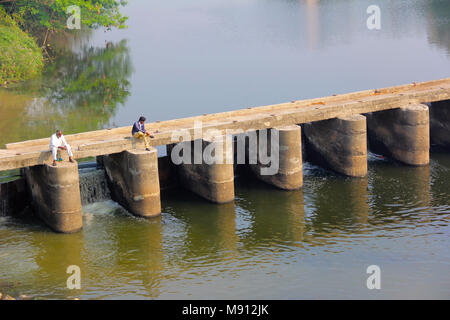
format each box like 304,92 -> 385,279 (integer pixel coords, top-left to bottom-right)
69,157 -> 74,163
52,160 -> 57,166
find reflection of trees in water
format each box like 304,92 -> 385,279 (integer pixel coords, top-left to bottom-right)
303,176 -> 369,234
45,39 -> 132,113
2,39 -> 132,143
281,0 -> 450,55
426,0 -> 450,55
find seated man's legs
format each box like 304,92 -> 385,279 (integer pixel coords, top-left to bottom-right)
133,132 -> 150,149
66,144 -> 74,158
51,145 -> 74,165
51,146 -> 58,161
143,136 -> 150,149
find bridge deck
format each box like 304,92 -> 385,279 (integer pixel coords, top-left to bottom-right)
1,78 -> 450,171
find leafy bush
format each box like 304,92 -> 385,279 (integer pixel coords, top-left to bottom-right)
0,1 -> 127,84
2,1 -> 128,37
0,8 -> 44,84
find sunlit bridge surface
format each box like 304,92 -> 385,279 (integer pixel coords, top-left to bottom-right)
0,0 -> 449,299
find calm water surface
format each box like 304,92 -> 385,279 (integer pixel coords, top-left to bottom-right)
0,0 -> 449,299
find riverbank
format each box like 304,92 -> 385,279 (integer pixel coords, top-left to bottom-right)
0,9 -> 43,86
0,1 -> 127,87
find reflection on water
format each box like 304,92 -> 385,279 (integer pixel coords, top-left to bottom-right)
303,174 -> 370,245
235,181 -> 306,250
306,0 -> 320,50
0,40 -> 132,147
1,154 -> 449,299
301,0 -> 450,52
0,0 -> 449,300
43,40 -> 132,112
0,0 -> 449,145
426,0 -> 450,55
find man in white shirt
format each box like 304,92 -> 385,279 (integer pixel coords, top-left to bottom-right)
50,130 -> 74,166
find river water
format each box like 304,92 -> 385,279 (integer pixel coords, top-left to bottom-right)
0,0 -> 449,299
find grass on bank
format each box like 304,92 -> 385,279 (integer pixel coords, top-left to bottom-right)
0,8 -> 43,85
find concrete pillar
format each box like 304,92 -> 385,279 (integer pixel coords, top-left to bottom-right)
24,161 -> 82,233
366,104 -> 429,166
96,155 -> 104,168
0,178 -> 30,217
250,125 -> 303,190
103,148 -> 161,217
157,155 -> 178,191
168,135 -> 235,203
303,114 -> 367,177
429,100 -> 450,150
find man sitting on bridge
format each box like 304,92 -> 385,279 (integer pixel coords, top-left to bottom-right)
50,130 -> 74,166
132,116 -> 154,151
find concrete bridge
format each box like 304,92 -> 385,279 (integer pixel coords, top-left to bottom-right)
1,78 -> 449,233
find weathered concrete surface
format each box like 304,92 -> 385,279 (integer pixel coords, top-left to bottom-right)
304,115 -> 368,177
79,169 -> 111,205
366,104 -> 430,166
158,155 -> 179,191
96,155 -> 104,168
2,79 -> 449,171
168,136 -> 235,203
429,99 -> 450,149
103,148 -> 161,217
24,161 -> 82,233
99,153 -> 179,190
250,126 -> 303,190
0,178 -> 30,216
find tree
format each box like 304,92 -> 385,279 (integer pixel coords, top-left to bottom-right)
2,39 -> 132,142
0,6 -> 44,83
0,0 -> 128,47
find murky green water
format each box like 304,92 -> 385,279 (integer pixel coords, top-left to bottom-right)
0,0 -> 449,299
1,155 -> 449,299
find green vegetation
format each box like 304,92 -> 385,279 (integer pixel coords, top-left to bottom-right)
0,39 -> 132,147
0,8 -> 44,84
1,0 -> 128,44
46,40 -> 132,112
0,0 -> 127,85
